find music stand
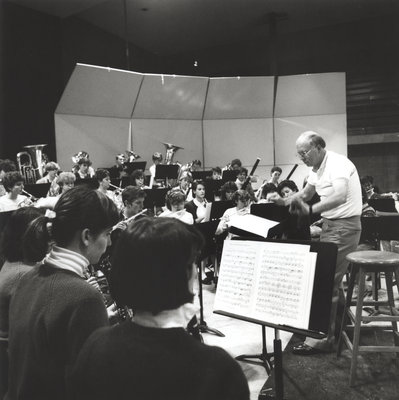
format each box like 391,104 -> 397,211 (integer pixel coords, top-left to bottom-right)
209,200 -> 234,220
124,161 -> 147,175
204,179 -> 224,202
368,198 -> 397,213
192,170 -> 213,181
155,164 -> 179,187
24,183 -> 51,198
143,188 -> 169,209
195,221 -> 225,337
221,169 -> 239,183
214,237 -> 337,400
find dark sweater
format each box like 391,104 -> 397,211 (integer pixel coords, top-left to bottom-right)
6,264 -> 108,400
68,321 -> 249,400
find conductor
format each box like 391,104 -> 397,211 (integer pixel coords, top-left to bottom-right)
271,131 -> 362,354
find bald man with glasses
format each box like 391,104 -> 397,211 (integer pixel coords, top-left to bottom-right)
272,131 -> 362,355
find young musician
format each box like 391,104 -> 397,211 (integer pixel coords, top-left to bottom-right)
95,169 -> 115,199
277,180 -> 299,199
159,189 -> 194,224
268,166 -> 282,187
0,208 -> 46,398
36,162 -> 60,196
0,159 -> 17,197
220,181 -> 238,201
0,172 -> 28,212
74,157 -> 95,180
215,190 -> 251,237
184,180 -> 207,223
149,152 -> 163,188
67,217 -> 249,400
35,172 -> 76,210
6,187 -> 119,399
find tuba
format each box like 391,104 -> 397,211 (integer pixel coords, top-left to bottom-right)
17,144 -> 47,184
162,142 -> 184,165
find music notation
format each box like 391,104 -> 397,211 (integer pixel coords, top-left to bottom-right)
214,240 -> 317,330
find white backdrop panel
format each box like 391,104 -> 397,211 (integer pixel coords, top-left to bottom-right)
56,64 -> 143,118
274,114 -> 347,166
203,119 -> 274,168
204,77 -> 275,119
131,119 -> 203,168
54,114 -> 129,171
275,73 -> 346,118
133,74 -> 209,120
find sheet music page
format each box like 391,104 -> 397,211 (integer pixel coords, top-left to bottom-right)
214,240 -> 317,330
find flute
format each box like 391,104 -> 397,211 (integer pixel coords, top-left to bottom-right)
111,208 -> 148,231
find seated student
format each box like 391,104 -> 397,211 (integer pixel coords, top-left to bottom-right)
0,159 -> 17,197
257,183 -> 278,203
35,172 -> 76,210
211,166 -> 222,180
129,169 -> 150,189
215,190 -> 251,237
223,158 -> 242,171
0,208 -> 46,398
185,180 -> 207,223
74,157 -> 95,180
149,152 -> 163,188
219,181 -> 238,201
6,187 -> 119,400
67,217 -> 249,400
178,172 -> 192,201
36,161 -> 60,196
0,172 -> 29,211
277,179 -> 299,198
268,166 -> 282,187
159,189 -> 194,225
235,167 -> 256,201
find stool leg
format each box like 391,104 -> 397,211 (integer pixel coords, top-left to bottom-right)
350,267 -> 366,387
372,272 -> 379,311
385,271 -> 399,352
337,264 -> 357,356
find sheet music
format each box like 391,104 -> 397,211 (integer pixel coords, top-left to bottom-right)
214,240 -> 317,330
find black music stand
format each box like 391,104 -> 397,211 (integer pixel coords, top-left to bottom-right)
221,169 -> 239,183
192,170 -> 213,181
155,164 -> 179,187
204,179 -> 224,202
124,161 -> 147,175
215,237 -> 337,400
23,183 -> 51,198
368,198 -> 397,213
209,200 -> 234,220
143,188 -> 169,213
195,221 -> 225,337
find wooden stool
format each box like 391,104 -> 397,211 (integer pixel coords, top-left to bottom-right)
337,250 -> 399,386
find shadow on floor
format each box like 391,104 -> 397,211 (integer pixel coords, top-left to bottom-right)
261,332 -> 399,400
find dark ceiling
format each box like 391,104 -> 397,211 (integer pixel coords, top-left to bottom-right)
8,0 -> 399,55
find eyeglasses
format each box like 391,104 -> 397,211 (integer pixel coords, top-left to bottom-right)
296,148 -> 313,159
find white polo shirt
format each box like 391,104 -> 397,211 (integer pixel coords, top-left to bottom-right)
307,151 -> 362,219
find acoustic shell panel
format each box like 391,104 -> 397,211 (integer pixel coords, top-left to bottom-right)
56,64 -> 143,118
274,114 -> 347,166
132,74 -> 209,120
54,114 -> 129,171
131,119 -> 203,169
203,119 -> 274,168
275,73 -> 346,118
203,77 -> 275,119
